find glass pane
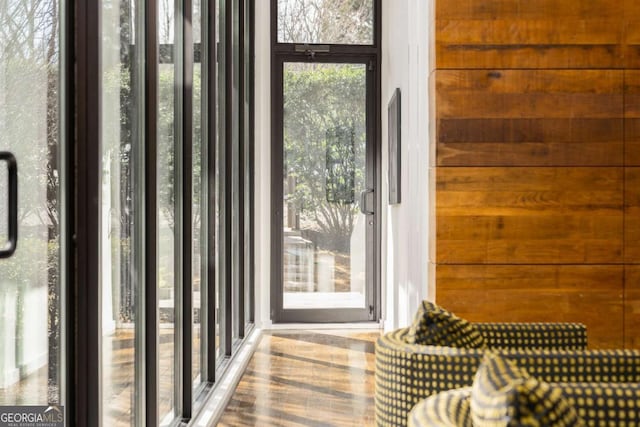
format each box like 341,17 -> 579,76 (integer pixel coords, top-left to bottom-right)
100,0 -> 139,424
277,0 -> 374,45
192,0 -> 203,389
282,62 -> 367,310
0,0 -> 63,406
158,0 -> 176,421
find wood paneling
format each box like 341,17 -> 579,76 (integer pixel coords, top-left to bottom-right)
625,266 -> 640,349
435,265 -> 624,349
626,168 -> 640,262
436,167 -> 624,264
435,70 -> 624,167
432,0 -> 640,349
625,0 -> 640,68
436,0 -> 624,69
626,71 -> 640,165
429,167 -> 437,263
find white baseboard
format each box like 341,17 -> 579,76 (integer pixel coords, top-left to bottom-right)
20,351 -> 48,378
191,328 -> 262,427
0,367 -> 20,389
264,321 -> 383,331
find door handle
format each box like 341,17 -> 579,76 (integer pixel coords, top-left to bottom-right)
359,188 -> 374,215
0,152 -> 17,259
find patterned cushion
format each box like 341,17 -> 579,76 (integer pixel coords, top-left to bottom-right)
406,301 -> 485,348
471,352 -> 583,427
408,387 -> 473,427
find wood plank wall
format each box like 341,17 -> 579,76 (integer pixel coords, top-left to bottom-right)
431,0 -> 640,348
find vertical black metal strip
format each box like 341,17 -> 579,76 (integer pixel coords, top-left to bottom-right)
374,0 -> 382,321
199,0 -> 209,385
142,0 -> 160,425
145,0 -> 159,424
205,0 -> 217,382
270,0 -> 277,46
270,55 -> 284,323
365,54 -> 376,321
182,0 -> 194,417
248,0 -> 255,324
173,0 -> 185,418
237,0 -> 246,338
74,0 -> 101,424
62,0 -> 76,420
269,0 -> 280,323
223,0 -> 233,356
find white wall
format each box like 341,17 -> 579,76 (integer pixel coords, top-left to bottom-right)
381,0 -> 432,330
254,0 -> 272,328
253,1 -> 432,329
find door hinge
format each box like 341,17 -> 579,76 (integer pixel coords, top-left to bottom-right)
369,304 -> 374,319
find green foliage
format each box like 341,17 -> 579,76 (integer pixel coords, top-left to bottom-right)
283,63 -> 366,252
157,63 -> 203,232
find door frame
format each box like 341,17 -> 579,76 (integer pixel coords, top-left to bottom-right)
269,0 -> 382,323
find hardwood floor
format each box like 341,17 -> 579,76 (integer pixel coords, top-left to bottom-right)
218,330 -> 380,427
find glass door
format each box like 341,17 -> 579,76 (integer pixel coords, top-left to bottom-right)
0,0 -> 66,411
272,58 -> 377,322
271,0 -> 379,323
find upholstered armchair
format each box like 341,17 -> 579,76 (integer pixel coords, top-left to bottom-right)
374,302 -> 640,427
408,353 -> 640,427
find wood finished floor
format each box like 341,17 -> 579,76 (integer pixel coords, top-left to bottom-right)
218,330 -> 379,427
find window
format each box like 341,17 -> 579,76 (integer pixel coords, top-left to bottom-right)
277,0 -> 374,45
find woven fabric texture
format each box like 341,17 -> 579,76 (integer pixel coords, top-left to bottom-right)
410,381 -> 640,426
374,323 -> 637,427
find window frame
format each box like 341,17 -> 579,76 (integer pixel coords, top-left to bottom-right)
269,0 -> 382,323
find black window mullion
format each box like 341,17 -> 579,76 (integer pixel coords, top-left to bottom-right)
173,0 -> 185,419
223,0 -> 233,357
62,0 -> 76,420
237,0 -> 246,339
205,0 -> 218,382
181,0 -> 194,418
271,44 -> 378,55
269,55 -> 284,322
217,0 -> 232,359
74,0 -> 101,424
144,0 -> 159,424
248,0 -> 255,324
374,0 -> 382,322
